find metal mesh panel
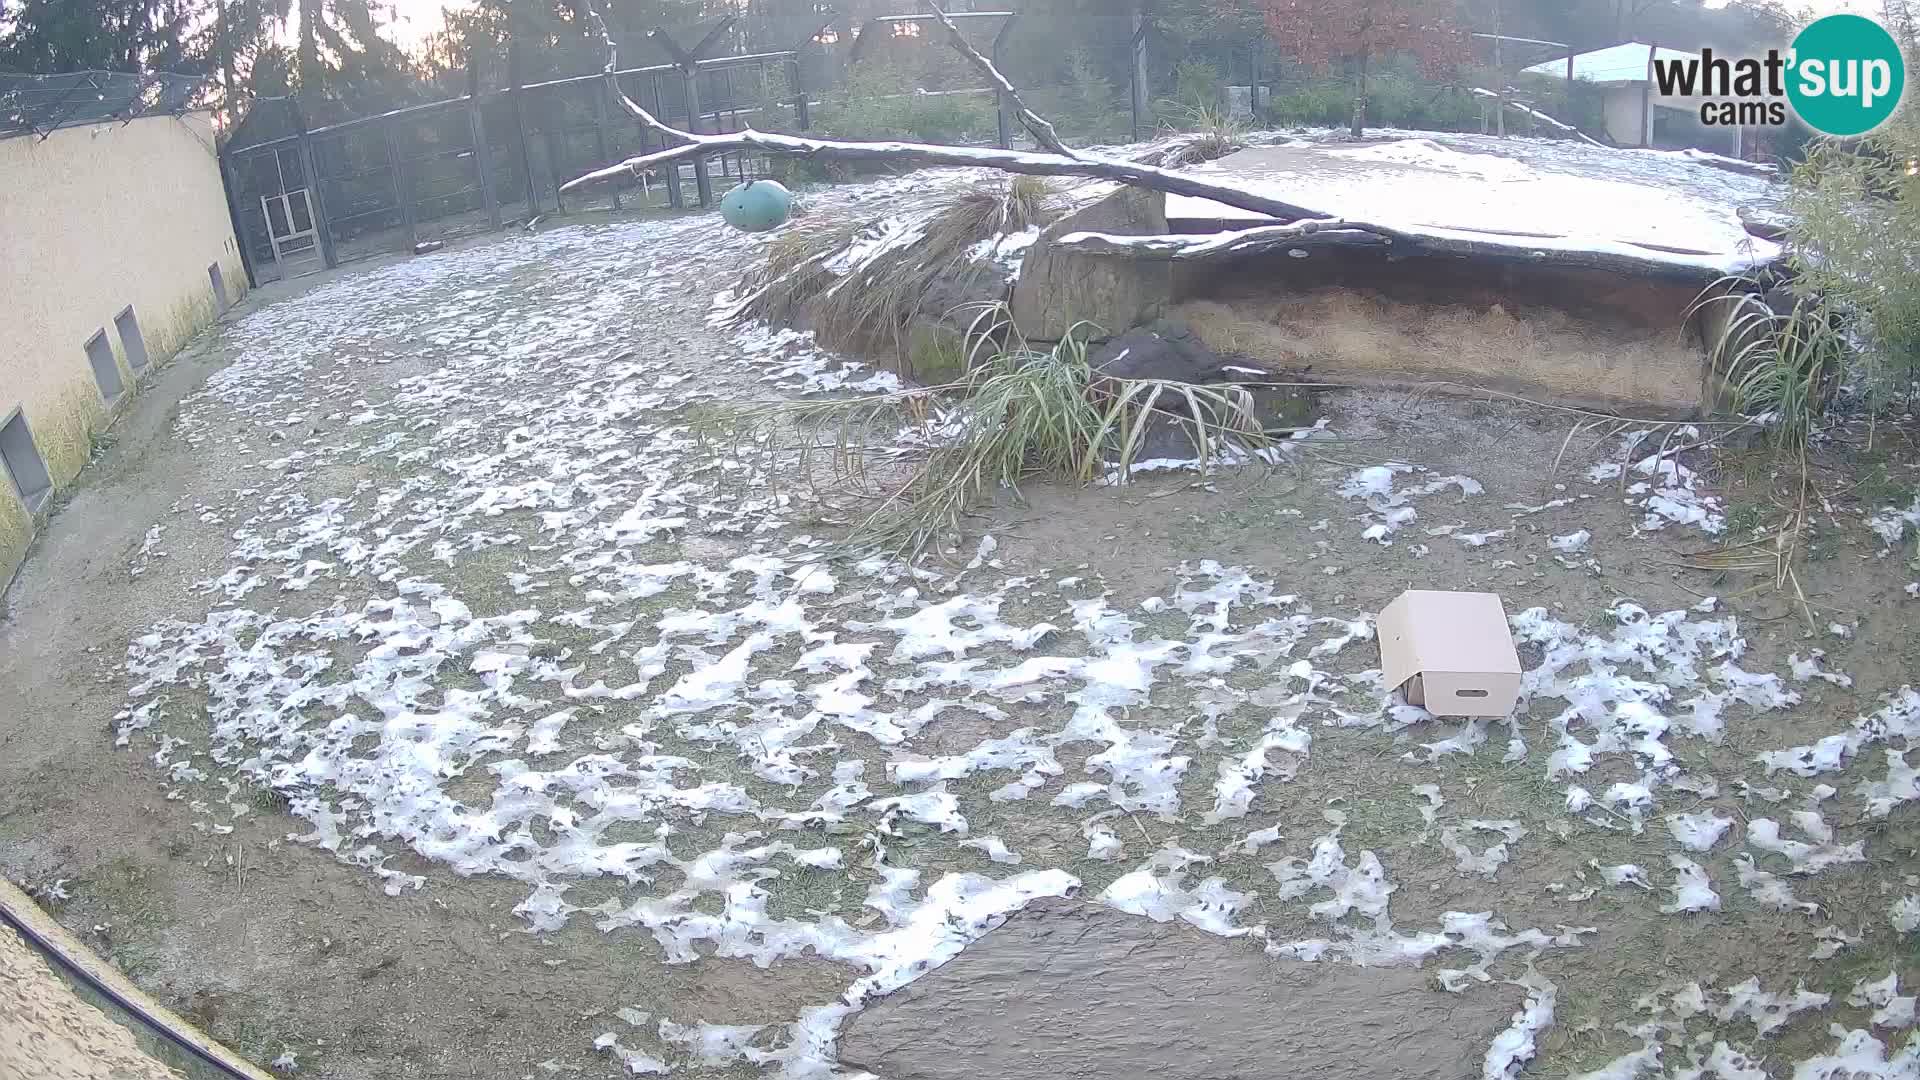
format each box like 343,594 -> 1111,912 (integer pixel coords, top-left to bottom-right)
0,70 -> 204,140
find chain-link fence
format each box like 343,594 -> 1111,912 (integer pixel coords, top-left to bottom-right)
218,10 -> 1598,286
0,70 -> 203,140
223,49 -> 806,282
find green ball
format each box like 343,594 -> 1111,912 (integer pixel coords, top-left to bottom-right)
719,180 -> 793,233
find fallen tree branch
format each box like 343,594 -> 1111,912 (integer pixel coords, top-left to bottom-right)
568,0 -> 1331,222
1053,222 -> 1769,280
1055,219 -> 1383,259
565,135 -> 1331,220
921,0 -> 1075,158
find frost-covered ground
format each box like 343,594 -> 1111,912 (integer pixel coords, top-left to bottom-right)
9,144 -> 1920,1080
1171,130 -> 1783,275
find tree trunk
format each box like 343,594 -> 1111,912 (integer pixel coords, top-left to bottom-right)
298,0 -> 321,100
1349,50 -> 1368,138
1493,0 -> 1505,137
215,0 -> 238,129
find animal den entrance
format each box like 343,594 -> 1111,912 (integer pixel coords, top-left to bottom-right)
1168,245 -> 1716,416
1007,137 -> 1781,416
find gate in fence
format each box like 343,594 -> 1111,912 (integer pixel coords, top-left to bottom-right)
220,49 -> 808,284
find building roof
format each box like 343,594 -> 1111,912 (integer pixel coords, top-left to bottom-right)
1521,43 -> 1694,86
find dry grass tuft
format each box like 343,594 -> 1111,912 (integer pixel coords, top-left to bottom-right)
707,304 -> 1272,558
725,178 -> 1065,375
728,219 -> 864,331
1157,102 -> 1250,165
1687,277 -> 1844,455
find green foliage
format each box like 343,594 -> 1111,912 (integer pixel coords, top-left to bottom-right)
813,57 -> 998,144
1694,282 -> 1846,454
746,64 -> 798,134
1158,99 -> 1250,162
1784,108 -> 1920,393
1061,49 -> 1124,142
1264,62 -> 1479,131
778,157 -> 857,187
0,0 -> 208,72
1508,74 -> 1608,138
1264,79 -> 1353,126
1166,58 -> 1225,114
906,324 -> 971,387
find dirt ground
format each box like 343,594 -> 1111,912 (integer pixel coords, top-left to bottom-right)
3,161 -> 1919,1080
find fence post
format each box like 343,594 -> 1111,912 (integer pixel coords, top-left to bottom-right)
686,68 -> 713,206
468,92 -> 502,230
383,118 -> 417,247
655,75 -> 684,210
1493,0 -> 1506,137
594,78 -> 623,211
542,101 -> 567,213
790,57 -> 811,130
217,150 -> 259,289
1248,49 -> 1260,120
294,128 -> 338,269
507,43 -> 539,214
1130,9 -> 1152,142
992,15 -> 1017,149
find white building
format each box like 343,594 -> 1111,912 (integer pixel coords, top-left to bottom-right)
1522,42 -> 1738,153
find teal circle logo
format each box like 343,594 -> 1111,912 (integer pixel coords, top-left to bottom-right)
1787,14 -> 1906,136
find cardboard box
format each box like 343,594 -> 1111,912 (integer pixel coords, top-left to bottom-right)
1377,590 -> 1522,717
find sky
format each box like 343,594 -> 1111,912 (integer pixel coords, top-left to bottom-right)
372,0 -> 1894,52
381,0 -> 469,48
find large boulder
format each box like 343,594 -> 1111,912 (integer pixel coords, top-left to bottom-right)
1085,319 -> 1315,461
1088,319 -> 1236,382
1012,186 -> 1173,341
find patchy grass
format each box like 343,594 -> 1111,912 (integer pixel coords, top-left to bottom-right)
1156,100 -> 1250,165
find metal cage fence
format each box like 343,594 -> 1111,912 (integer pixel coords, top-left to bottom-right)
0,69 -> 204,141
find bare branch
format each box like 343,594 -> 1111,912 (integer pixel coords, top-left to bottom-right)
562,130 -> 1332,220
920,1 -> 1076,159
1055,219 -> 1383,259
582,0 -> 687,149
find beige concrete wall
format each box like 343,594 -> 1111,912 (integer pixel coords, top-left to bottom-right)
1602,86 -> 1648,146
0,110 -> 245,587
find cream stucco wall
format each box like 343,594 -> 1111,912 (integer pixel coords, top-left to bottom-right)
1601,86 -> 1650,146
0,109 -> 245,588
